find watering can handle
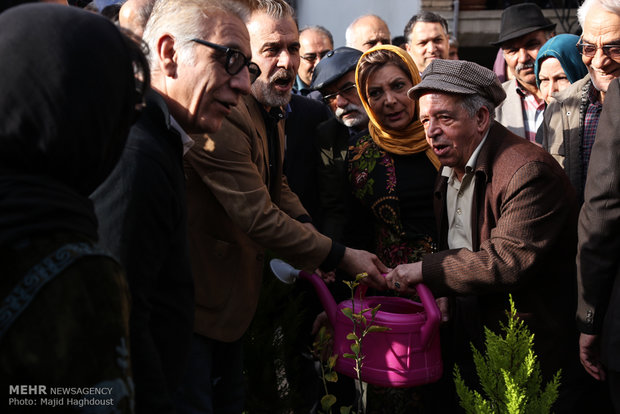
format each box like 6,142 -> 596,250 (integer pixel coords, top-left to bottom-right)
416,283 -> 441,348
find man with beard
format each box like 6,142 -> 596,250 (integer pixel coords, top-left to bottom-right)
493,3 -> 555,141
309,46 -> 369,241
537,0 -> 620,203
179,1 -> 387,412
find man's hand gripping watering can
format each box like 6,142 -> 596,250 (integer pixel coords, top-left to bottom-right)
270,259 -> 443,388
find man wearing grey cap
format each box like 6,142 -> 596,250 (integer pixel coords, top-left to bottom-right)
310,46 -> 369,240
384,59 -> 589,411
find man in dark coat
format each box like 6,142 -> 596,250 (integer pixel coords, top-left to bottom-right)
91,0 -> 254,412
577,77 -> 620,411
384,59 -> 588,412
310,46 -> 369,241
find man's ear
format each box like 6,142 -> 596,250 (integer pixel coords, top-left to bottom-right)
476,105 -> 491,133
156,34 -> 178,78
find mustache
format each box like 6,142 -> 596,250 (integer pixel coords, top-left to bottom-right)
335,103 -> 364,118
515,62 -> 534,74
269,68 -> 294,84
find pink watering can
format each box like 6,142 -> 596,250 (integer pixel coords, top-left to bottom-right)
270,259 -> 443,388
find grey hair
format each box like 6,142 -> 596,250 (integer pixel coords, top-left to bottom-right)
300,25 -> 334,48
345,14 -> 388,47
251,0 -> 295,20
142,0 -> 251,73
404,11 -> 449,44
458,94 -> 496,121
578,0 -> 620,27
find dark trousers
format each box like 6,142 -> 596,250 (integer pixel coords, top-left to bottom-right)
174,334 -> 245,414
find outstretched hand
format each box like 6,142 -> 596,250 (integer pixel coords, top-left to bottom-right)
579,333 -> 606,381
339,247 -> 388,290
384,262 -> 423,295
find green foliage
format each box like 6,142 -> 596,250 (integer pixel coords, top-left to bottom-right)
313,273 -> 390,414
454,296 -> 561,414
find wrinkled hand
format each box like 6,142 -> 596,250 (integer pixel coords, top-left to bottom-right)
384,262 -> 423,295
315,268 -> 336,283
339,247 -> 388,290
579,333 -> 606,381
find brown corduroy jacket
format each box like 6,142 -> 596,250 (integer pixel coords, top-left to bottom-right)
422,121 -> 580,378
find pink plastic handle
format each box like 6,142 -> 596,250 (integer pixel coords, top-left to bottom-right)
415,283 -> 441,347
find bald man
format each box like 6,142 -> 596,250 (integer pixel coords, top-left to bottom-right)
345,14 -> 391,51
118,0 -> 155,37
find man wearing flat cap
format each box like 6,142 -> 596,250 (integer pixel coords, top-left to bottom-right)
310,46 -> 368,240
493,3 -> 555,141
384,59 -> 591,411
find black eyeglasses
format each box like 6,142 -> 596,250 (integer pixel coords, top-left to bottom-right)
191,38 -> 261,83
576,39 -> 620,59
301,50 -> 330,63
322,83 -> 358,104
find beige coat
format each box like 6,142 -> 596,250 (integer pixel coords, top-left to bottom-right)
537,75 -> 591,199
495,78 -> 525,138
184,95 -> 333,342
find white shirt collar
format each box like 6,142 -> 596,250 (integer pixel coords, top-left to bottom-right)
169,115 -> 194,155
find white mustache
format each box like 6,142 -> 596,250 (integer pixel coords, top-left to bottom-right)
335,103 -> 363,118
270,69 -> 294,83
515,62 -> 534,74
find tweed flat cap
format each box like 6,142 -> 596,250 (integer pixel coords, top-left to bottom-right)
310,47 -> 363,91
408,59 -> 506,106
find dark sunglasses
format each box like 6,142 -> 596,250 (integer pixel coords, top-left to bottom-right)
191,38 -> 261,83
576,39 -> 620,59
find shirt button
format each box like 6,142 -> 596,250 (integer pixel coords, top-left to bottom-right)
457,192 -> 463,198
456,208 -> 462,215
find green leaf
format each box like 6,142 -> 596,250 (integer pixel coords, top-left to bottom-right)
321,394 -> 337,411
346,333 -> 358,340
343,353 -> 356,359
355,272 -> 368,282
341,308 -> 354,318
340,406 -> 352,414
328,354 -> 338,369
325,371 -> 338,382
350,342 -> 360,354
367,325 -> 390,333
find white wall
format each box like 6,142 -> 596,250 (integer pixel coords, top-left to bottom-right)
296,0 -> 423,48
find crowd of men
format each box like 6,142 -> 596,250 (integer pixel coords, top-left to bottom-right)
3,0 -> 620,413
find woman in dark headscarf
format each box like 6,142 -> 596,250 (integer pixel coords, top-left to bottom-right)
0,4 -> 148,410
535,33 -> 588,104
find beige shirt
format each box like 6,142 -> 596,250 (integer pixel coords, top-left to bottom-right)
442,133 -> 488,250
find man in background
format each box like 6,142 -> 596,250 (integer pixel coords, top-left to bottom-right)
404,11 -> 450,72
345,14 -> 391,51
493,3 -> 555,140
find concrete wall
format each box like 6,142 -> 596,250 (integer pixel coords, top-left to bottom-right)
295,0 -> 423,48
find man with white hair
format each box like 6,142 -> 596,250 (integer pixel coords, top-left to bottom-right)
310,46 -> 369,240
92,0 -> 255,412
345,14 -> 391,52
180,1 -> 387,412
538,0 -> 620,203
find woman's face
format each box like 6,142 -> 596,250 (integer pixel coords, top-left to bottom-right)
538,57 -> 571,104
365,63 -> 415,130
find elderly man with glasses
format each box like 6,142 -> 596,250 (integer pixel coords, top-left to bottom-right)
538,0 -> 620,203
308,46 -> 369,240
91,0 -> 254,412
180,1 -> 387,413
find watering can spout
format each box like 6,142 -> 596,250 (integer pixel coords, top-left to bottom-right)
269,259 -> 338,324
